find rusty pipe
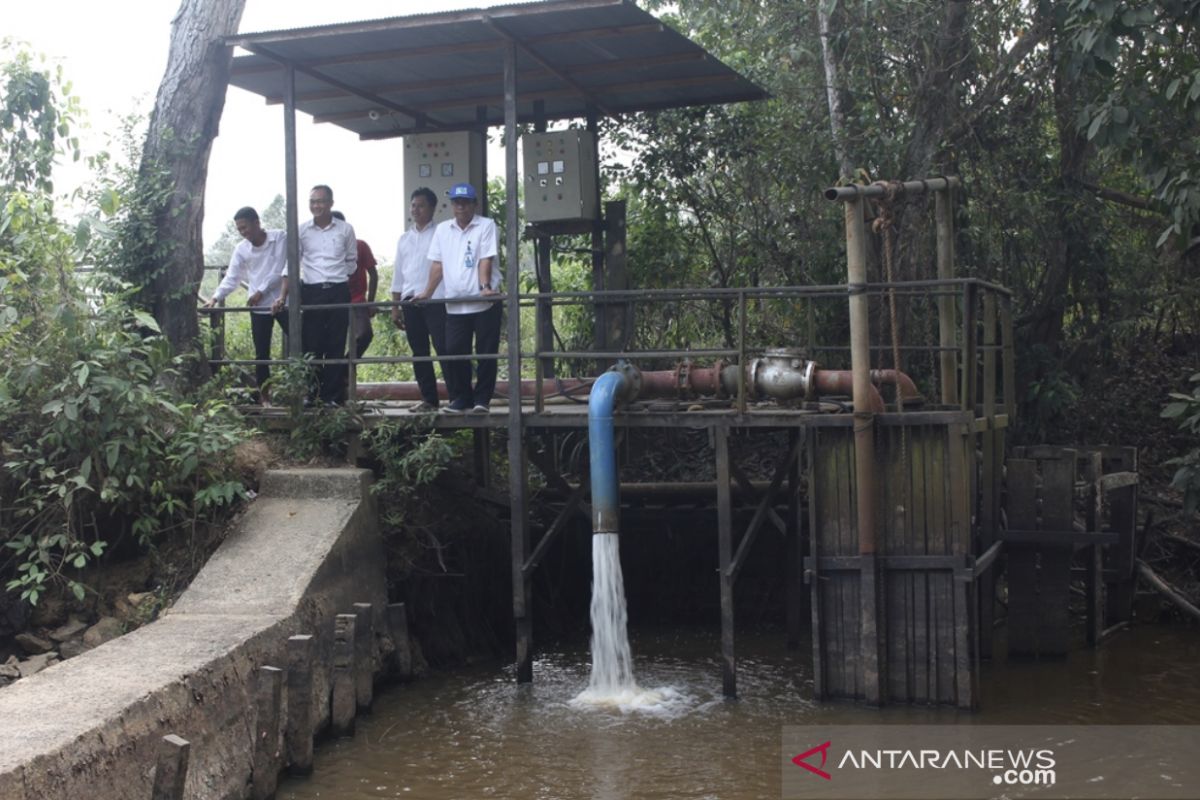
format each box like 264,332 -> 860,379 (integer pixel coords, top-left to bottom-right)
356,378 -> 593,402
813,371 -> 884,414
868,369 -> 924,405
358,363 -> 917,414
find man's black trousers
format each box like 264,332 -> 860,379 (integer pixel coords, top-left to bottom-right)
300,281 -> 351,403
403,302 -> 448,406
444,303 -> 502,408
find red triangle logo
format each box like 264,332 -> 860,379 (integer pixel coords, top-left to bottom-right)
792,740 -> 832,780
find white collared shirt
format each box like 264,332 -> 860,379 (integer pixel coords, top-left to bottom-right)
290,217 -> 357,283
213,229 -> 286,313
391,221 -> 440,299
426,214 -> 500,315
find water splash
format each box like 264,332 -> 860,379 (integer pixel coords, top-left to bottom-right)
572,533 -> 689,715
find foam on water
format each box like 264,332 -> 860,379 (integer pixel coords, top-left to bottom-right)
572,533 -> 688,716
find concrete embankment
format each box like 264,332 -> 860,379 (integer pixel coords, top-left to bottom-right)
0,468 -> 387,800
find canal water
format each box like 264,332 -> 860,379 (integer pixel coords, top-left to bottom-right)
276,623 -> 1200,799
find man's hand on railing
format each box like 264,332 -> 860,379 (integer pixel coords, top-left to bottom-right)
271,296 -> 286,315
391,303 -> 406,330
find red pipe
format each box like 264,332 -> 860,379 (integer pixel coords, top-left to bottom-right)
356,378 -> 592,402
869,369 -> 924,404
814,371 -> 885,413
358,364 -> 919,414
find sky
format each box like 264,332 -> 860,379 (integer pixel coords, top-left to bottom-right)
6,0 -> 511,262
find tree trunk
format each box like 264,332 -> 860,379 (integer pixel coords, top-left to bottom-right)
817,0 -> 854,182
140,0 -> 247,372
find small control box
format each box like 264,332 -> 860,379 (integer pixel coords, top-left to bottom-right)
522,129 -> 598,223
403,131 -> 486,225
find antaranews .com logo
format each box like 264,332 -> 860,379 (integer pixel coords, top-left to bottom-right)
781,725 -> 1200,799
791,739 -> 1056,788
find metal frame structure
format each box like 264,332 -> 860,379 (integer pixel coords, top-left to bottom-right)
212,4 -> 1034,707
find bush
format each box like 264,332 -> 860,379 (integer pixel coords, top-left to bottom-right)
1,274 -> 248,604
1163,372 -> 1200,515
1,46 -> 248,606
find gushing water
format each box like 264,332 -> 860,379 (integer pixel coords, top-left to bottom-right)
572,533 -> 687,714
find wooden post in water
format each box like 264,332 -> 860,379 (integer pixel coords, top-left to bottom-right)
331,614 -> 357,736
353,602 -> 374,710
844,195 -> 881,705
714,425 -> 736,698
252,666 -> 284,800
151,734 -> 190,800
388,602 -> 413,679
285,634 -> 315,775
786,428 -> 804,649
979,294 -> 999,659
935,186 -> 958,406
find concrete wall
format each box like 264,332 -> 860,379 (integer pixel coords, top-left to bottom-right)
0,468 -> 387,800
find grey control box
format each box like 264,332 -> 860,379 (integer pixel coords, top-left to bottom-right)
522,129 -> 598,223
403,131 -> 486,225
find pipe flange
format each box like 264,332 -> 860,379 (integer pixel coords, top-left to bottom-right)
801,359 -> 817,399
676,360 -> 692,400
711,359 -> 727,399
611,360 -> 642,403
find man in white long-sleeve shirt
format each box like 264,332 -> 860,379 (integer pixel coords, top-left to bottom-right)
272,184 -> 357,404
203,206 -> 287,399
390,187 -> 446,412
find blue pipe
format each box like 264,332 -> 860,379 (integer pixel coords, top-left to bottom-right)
588,370 -> 628,534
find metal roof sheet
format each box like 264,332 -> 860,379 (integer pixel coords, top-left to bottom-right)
226,0 -> 768,139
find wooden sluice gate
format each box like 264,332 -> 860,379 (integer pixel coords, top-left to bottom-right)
1002,445 -> 1139,656
807,416 -> 980,707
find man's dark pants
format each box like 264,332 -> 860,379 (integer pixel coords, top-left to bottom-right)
250,309 -> 288,390
403,302 -> 448,406
444,303 -> 502,407
300,281 -> 351,403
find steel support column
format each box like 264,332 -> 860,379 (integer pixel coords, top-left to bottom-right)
715,425 -> 736,698
502,41 -> 533,684
283,65 -> 302,356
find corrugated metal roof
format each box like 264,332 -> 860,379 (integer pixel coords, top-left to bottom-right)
226,0 -> 768,139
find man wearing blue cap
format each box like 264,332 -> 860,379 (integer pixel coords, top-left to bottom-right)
416,182 -> 501,413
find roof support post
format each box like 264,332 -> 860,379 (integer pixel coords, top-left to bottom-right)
587,108 -> 608,357
503,39 -> 533,685
283,64 -> 302,357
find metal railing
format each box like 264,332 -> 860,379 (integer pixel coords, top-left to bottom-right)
201,275 -> 1014,418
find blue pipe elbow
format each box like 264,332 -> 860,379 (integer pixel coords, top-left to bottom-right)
588,370 -> 626,535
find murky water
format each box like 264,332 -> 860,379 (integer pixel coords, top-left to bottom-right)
276,625 -> 1200,800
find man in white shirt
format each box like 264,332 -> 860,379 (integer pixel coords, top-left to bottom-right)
272,184 -> 357,404
391,187 -> 446,412
417,183 -> 502,414
203,206 -> 287,399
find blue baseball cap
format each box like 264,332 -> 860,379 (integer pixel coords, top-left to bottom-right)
448,183 -> 478,201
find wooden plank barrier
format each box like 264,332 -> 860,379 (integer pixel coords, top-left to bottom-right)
807,419 -> 978,708
1004,446 -> 1137,656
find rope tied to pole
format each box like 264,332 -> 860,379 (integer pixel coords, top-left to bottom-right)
871,180 -> 909,529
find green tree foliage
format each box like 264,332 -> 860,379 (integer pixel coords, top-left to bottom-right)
1162,373 -> 1200,514
1066,0 -> 1200,248
599,0 -> 1198,442
1,48 -> 248,606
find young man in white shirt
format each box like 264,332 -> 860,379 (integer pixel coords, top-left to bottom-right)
203,206 -> 287,399
272,184 -> 357,404
391,187 -> 446,412
416,183 -> 502,414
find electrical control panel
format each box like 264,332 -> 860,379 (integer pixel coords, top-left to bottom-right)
522,129 -> 598,223
402,131 -> 486,225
